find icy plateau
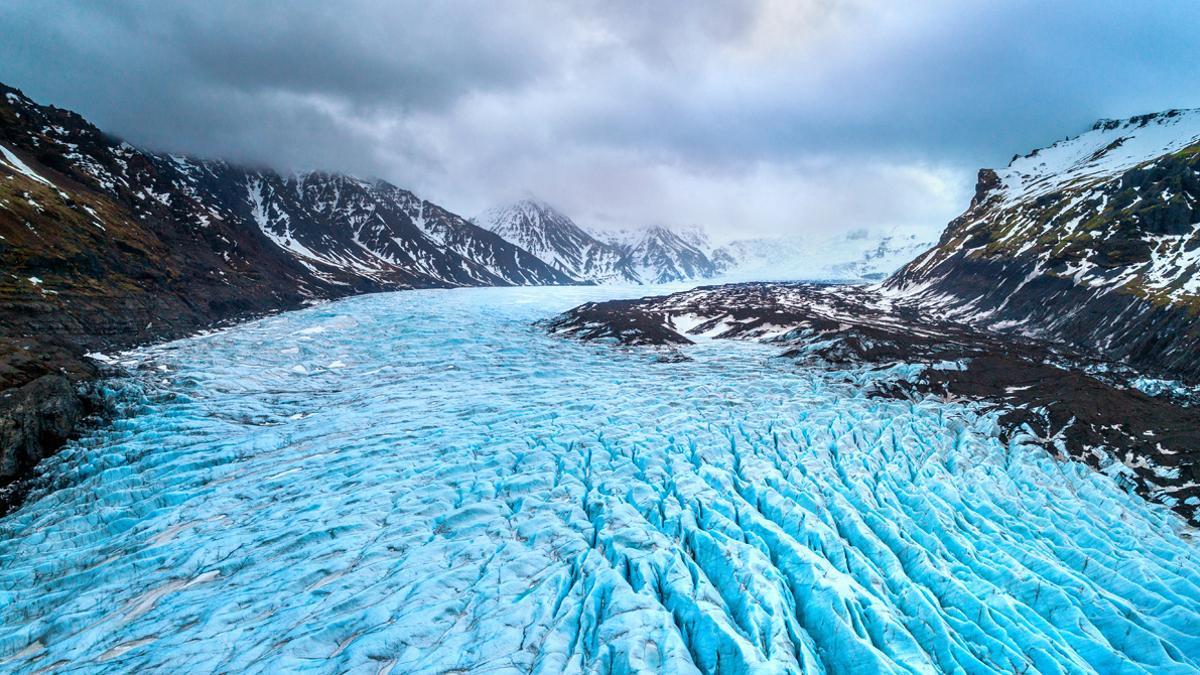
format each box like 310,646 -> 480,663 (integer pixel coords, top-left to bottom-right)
1,286 -> 1198,674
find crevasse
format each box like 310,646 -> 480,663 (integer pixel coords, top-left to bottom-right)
0,286 -> 1197,674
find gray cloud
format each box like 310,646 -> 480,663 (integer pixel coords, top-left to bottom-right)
2,0 -> 1198,239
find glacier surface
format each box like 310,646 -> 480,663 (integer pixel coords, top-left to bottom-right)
1,286 -> 1198,674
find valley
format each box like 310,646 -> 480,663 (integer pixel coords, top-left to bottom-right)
1,77 -> 1199,675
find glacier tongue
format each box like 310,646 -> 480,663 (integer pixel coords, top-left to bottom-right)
0,286 -> 1197,674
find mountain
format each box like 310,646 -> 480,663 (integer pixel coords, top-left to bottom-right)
477,199 -> 640,283
0,82 -> 570,499
673,224 -> 714,253
0,81 -> 573,355
623,225 -> 720,284
591,224 -> 720,284
712,228 -> 935,281
480,203 -> 729,285
581,221 -> 935,284
885,108 -> 1200,380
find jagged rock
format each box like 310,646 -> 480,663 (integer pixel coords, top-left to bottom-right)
0,375 -> 84,511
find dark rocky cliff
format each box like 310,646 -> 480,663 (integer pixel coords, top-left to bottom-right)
885,111 -> 1200,382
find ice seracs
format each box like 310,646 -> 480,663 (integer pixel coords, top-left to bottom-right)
548,280 -> 1200,525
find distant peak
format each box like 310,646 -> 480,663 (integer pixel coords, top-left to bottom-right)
515,196 -> 554,212
1090,108 -> 1199,132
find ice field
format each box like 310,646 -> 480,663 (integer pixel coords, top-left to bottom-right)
1,286 -> 1198,673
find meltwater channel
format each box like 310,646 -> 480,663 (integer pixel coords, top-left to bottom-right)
1,286 -> 1198,674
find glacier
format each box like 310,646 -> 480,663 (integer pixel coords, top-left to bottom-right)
0,286 -> 1198,674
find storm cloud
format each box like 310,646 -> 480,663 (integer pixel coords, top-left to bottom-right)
2,0 -> 1198,239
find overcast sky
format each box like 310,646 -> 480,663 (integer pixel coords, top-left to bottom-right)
2,1 -> 1198,240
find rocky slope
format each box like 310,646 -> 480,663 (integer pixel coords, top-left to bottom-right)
0,82 -> 570,505
477,199 -> 640,283
598,224 -> 720,284
886,109 -> 1200,381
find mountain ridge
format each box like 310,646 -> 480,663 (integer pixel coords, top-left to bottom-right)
618,224 -> 720,284
885,107 -> 1200,380
476,199 -> 640,284
481,199 -> 735,285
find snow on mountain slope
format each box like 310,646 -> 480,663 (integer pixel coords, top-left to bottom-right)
625,226 -> 719,284
583,221 -> 933,284
482,208 -> 726,285
588,226 -> 646,251
374,186 -> 571,286
183,164 -> 571,289
0,82 -> 571,300
589,225 -> 720,284
886,108 -> 1200,380
0,81 -> 580,494
673,224 -> 713,253
1000,109 -> 1200,203
479,199 -> 640,283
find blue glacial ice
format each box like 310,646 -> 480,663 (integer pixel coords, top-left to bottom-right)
1,286 -> 1198,674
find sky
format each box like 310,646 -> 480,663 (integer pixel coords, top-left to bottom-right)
1,1 -> 1198,241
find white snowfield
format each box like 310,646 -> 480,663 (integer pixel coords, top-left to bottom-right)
0,287 -> 1197,674
0,143 -> 54,187
1000,109 -> 1200,203
711,228 -> 936,283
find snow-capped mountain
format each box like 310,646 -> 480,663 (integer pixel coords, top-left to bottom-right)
673,224 -> 714,253
477,199 -> 640,283
480,202 -> 730,285
712,228 -> 935,281
887,108 -> 1200,379
0,82 -> 572,337
249,172 -> 568,287
612,225 -> 720,284
578,218 -> 933,284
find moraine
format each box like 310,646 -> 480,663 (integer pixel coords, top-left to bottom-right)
1,286 -> 1198,674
